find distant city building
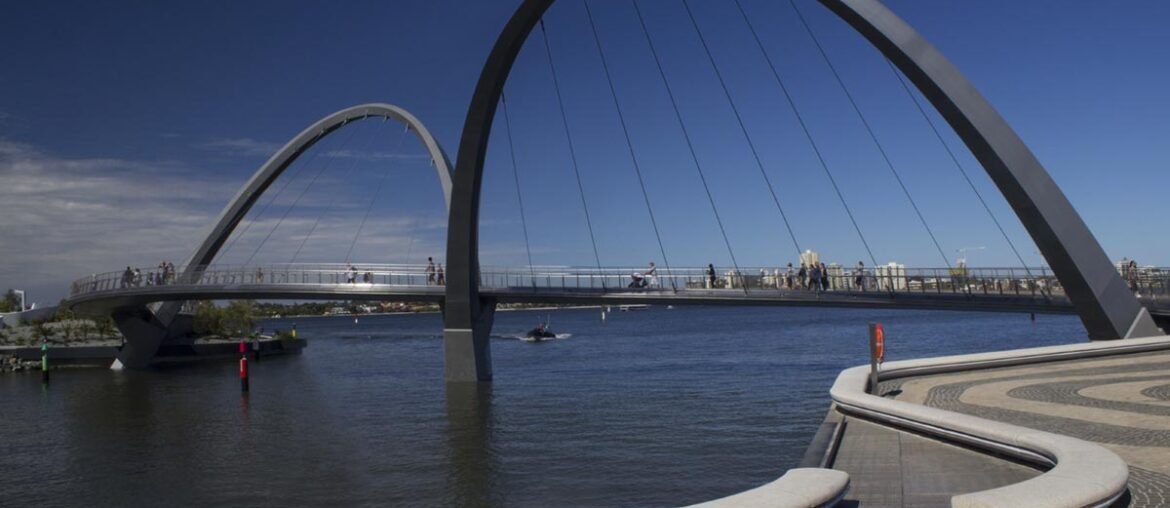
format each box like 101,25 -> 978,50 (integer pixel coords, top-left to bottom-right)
800,250 -> 820,268
875,262 -> 908,291
826,263 -> 845,290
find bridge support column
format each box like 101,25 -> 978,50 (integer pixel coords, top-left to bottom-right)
443,298 -> 496,383
112,307 -> 168,369
113,307 -> 197,369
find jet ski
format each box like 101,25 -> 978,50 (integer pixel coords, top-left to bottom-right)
526,324 -> 556,340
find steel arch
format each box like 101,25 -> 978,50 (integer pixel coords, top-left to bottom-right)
442,0 -> 1157,382
119,103 -> 454,368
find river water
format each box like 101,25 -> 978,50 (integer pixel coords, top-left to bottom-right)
0,306 -> 1084,507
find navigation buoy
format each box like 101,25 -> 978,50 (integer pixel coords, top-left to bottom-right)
601,310 -> 607,323
109,358 -> 124,371
41,341 -> 49,384
239,341 -> 250,393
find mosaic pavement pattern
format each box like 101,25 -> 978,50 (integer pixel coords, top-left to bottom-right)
886,350 -> 1170,507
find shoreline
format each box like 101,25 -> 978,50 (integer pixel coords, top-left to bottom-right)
263,305 -> 607,320
1,336 -> 306,372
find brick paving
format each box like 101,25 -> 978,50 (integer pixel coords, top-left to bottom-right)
885,351 -> 1170,507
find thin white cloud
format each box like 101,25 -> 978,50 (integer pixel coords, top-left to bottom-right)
0,140 -> 235,303
0,140 -> 453,304
197,137 -> 282,157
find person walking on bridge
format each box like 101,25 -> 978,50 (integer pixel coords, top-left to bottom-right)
786,263 -> 795,289
436,263 -> 445,286
855,261 -> 866,291
426,257 -> 436,286
1127,259 -> 1139,294
820,262 -> 830,292
706,264 -> 716,289
646,262 -> 657,288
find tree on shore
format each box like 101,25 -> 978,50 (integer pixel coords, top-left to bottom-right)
194,300 -> 258,338
0,290 -> 21,312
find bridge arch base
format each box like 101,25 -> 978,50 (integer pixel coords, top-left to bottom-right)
443,298 -> 496,383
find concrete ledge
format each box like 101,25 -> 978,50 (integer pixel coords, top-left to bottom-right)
684,468 -> 849,508
831,335 -> 1170,507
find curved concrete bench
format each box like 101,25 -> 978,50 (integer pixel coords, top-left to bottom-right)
684,468 -> 849,508
831,335 -> 1170,507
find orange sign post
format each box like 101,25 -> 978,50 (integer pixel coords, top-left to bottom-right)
869,323 -> 885,394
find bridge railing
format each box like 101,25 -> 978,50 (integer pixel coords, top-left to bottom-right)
475,265 -> 1075,296
477,265 -> 1170,300
68,263 -> 1170,301
68,263 -> 441,297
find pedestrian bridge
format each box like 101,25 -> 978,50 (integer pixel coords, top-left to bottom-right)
64,263 -> 1170,318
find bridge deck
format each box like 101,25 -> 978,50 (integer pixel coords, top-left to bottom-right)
63,264 -> 1170,320
65,282 -> 1080,315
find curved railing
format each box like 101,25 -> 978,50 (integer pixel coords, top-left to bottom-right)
68,264 -> 1170,309
831,336 -> 1170,507
68,263 -> 439,297
477,265 -> 1072,297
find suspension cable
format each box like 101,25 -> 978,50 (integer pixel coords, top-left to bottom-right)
402,217 -> 420,265
345,121 -> 409,263
500,92 -> 538,284
244,117 -> 367,267
883,58 -> 1034,272
581,0 -> 676,291
680,0 -> 801,259
788,0 -> 950,267
631,0 -> 746,293
734,0 -> 877,268
218,135 -> 322,262
539,18 -> 607,286
288,122 -> 366,263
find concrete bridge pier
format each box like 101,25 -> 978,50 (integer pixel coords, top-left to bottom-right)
443,297 -> 496,383
112,307 -> 195,368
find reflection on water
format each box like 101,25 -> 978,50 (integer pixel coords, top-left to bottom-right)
0,307 -> 1084,506
446,383 -> 499,507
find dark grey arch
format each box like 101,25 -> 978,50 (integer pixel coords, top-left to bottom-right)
817,0 -> 1159,341
183,102 -> 453,275
119,103 -> 454,368
443,0 -> 1157,381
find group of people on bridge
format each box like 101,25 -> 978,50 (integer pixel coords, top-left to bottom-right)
693,261 -> 870,293
119,261 -> 177,289
425,257 -> 445,286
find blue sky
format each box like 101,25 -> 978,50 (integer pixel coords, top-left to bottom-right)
2,1 -> 1169,303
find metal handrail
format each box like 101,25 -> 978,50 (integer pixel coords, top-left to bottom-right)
70,262 -> 1170,300
69,262 -> 1170,303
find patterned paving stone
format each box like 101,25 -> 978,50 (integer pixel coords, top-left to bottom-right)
1141,383 -> 1170,401
888,351 -> 1170,507
1006,375 -> 1170,415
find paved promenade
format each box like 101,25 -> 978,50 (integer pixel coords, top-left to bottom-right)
883,350 -> 1170,507
830,417 -> 1037,507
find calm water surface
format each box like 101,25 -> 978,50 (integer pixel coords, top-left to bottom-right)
0,307 -> 1084,507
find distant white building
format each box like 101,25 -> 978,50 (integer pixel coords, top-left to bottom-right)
875,262 -> 907,291
799,250 -> 820,268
